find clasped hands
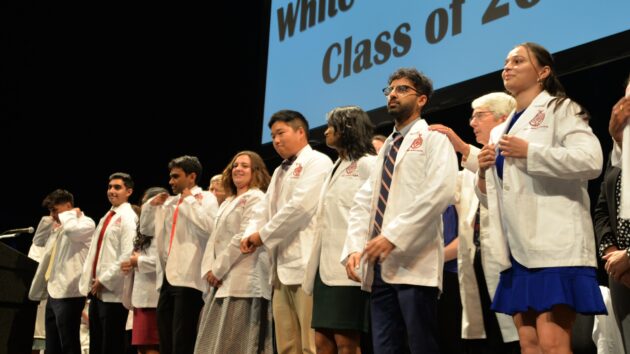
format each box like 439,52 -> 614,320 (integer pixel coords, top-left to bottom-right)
603,249 -> 630,287
345,235 -> 395,282
240,232 -> 263,254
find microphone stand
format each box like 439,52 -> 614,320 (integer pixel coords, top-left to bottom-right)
0,233 -> 19,240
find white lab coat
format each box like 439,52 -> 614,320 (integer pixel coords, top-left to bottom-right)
302,155 -> 376,294
245,145 -> 333,286
456,146 -> 518,342
79,202 -> 136,302
129,240 -> 159,308
140,186 -> 218,292
342,118 -> 458,291
29,212 -> 95,300
201,188 -> 271,300
478,91 -> 603,269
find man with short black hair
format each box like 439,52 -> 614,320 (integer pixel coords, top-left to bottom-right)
241,110 -> 333,354
343,68 -> 458,354
140,156 -> 218,354
29,189 -> 95,354
80,172 -> 137,354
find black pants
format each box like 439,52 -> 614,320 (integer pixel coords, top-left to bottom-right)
370,264 -> 439,354
438,270 -> 464,354
464,250 -> 520,354
88,296 -> 129,354
157,276 -> 204,354
45,295 -> 85,354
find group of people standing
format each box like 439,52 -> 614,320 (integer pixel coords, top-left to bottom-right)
26,40 -> 630,354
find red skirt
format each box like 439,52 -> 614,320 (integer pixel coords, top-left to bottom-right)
132,307 -> 159,345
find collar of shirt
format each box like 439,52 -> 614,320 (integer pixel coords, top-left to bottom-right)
110,202 -> 130,213
174,185 -> 203,203
281,155 -> 297,171
394,116 -> 422,138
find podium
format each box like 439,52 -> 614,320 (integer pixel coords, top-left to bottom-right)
0,241 -> 38,354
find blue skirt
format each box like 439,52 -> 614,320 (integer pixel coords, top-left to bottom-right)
491,258 -> 607,316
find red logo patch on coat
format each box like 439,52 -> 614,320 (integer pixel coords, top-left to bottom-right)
292,163 -> 303,177
238,196 -> 248,207
529,110 -> 545,127
344,161 -> 358,176
194,193 -> 203,201
408,134 -> 423,151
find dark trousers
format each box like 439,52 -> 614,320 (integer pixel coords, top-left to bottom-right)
438,270 -> 464,354
45,295 -> 85,354
370,264 -> 439,354
88,296 -> 129,354
157,276 -> 204,354
464,250 -> 520,354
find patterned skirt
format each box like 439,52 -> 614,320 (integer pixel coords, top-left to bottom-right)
194,292 -> 273,354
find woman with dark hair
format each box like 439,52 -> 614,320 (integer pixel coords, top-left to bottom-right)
121,186 -> 168,354
302,105 -> 376,354
194,151 -> 272,354
476,42 -> 606,353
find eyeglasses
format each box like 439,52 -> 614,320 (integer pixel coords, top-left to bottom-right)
382,85 -> 420,96
469,111 -> 494,122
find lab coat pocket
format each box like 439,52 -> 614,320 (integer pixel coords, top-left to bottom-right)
533,195 -> 575,250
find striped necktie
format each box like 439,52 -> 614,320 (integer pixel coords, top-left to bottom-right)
373,132 -> 403,236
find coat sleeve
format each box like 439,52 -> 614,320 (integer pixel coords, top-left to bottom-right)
177,192 -> 218,240
58,211 -> 95,243
259,155 -> 332,250
341,174 -> 375,264
526,100 -> 603,180
137,240 -> 157,274
32,216 -> 54,247
462,145 -> 480,173
244,186 -> 272,237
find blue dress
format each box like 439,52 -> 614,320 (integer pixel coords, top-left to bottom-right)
491,110 -> 606,316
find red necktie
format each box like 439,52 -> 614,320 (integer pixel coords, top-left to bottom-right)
92,210 -> 115,278
168,198 -> 184,256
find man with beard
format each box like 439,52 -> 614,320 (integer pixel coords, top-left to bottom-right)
343,67 -> 458,354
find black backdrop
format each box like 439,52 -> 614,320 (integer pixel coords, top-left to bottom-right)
3,1 -> 629,256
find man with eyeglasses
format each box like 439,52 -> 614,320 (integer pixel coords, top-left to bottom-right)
342,67 -> 457,354
429,92 -> 520,354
